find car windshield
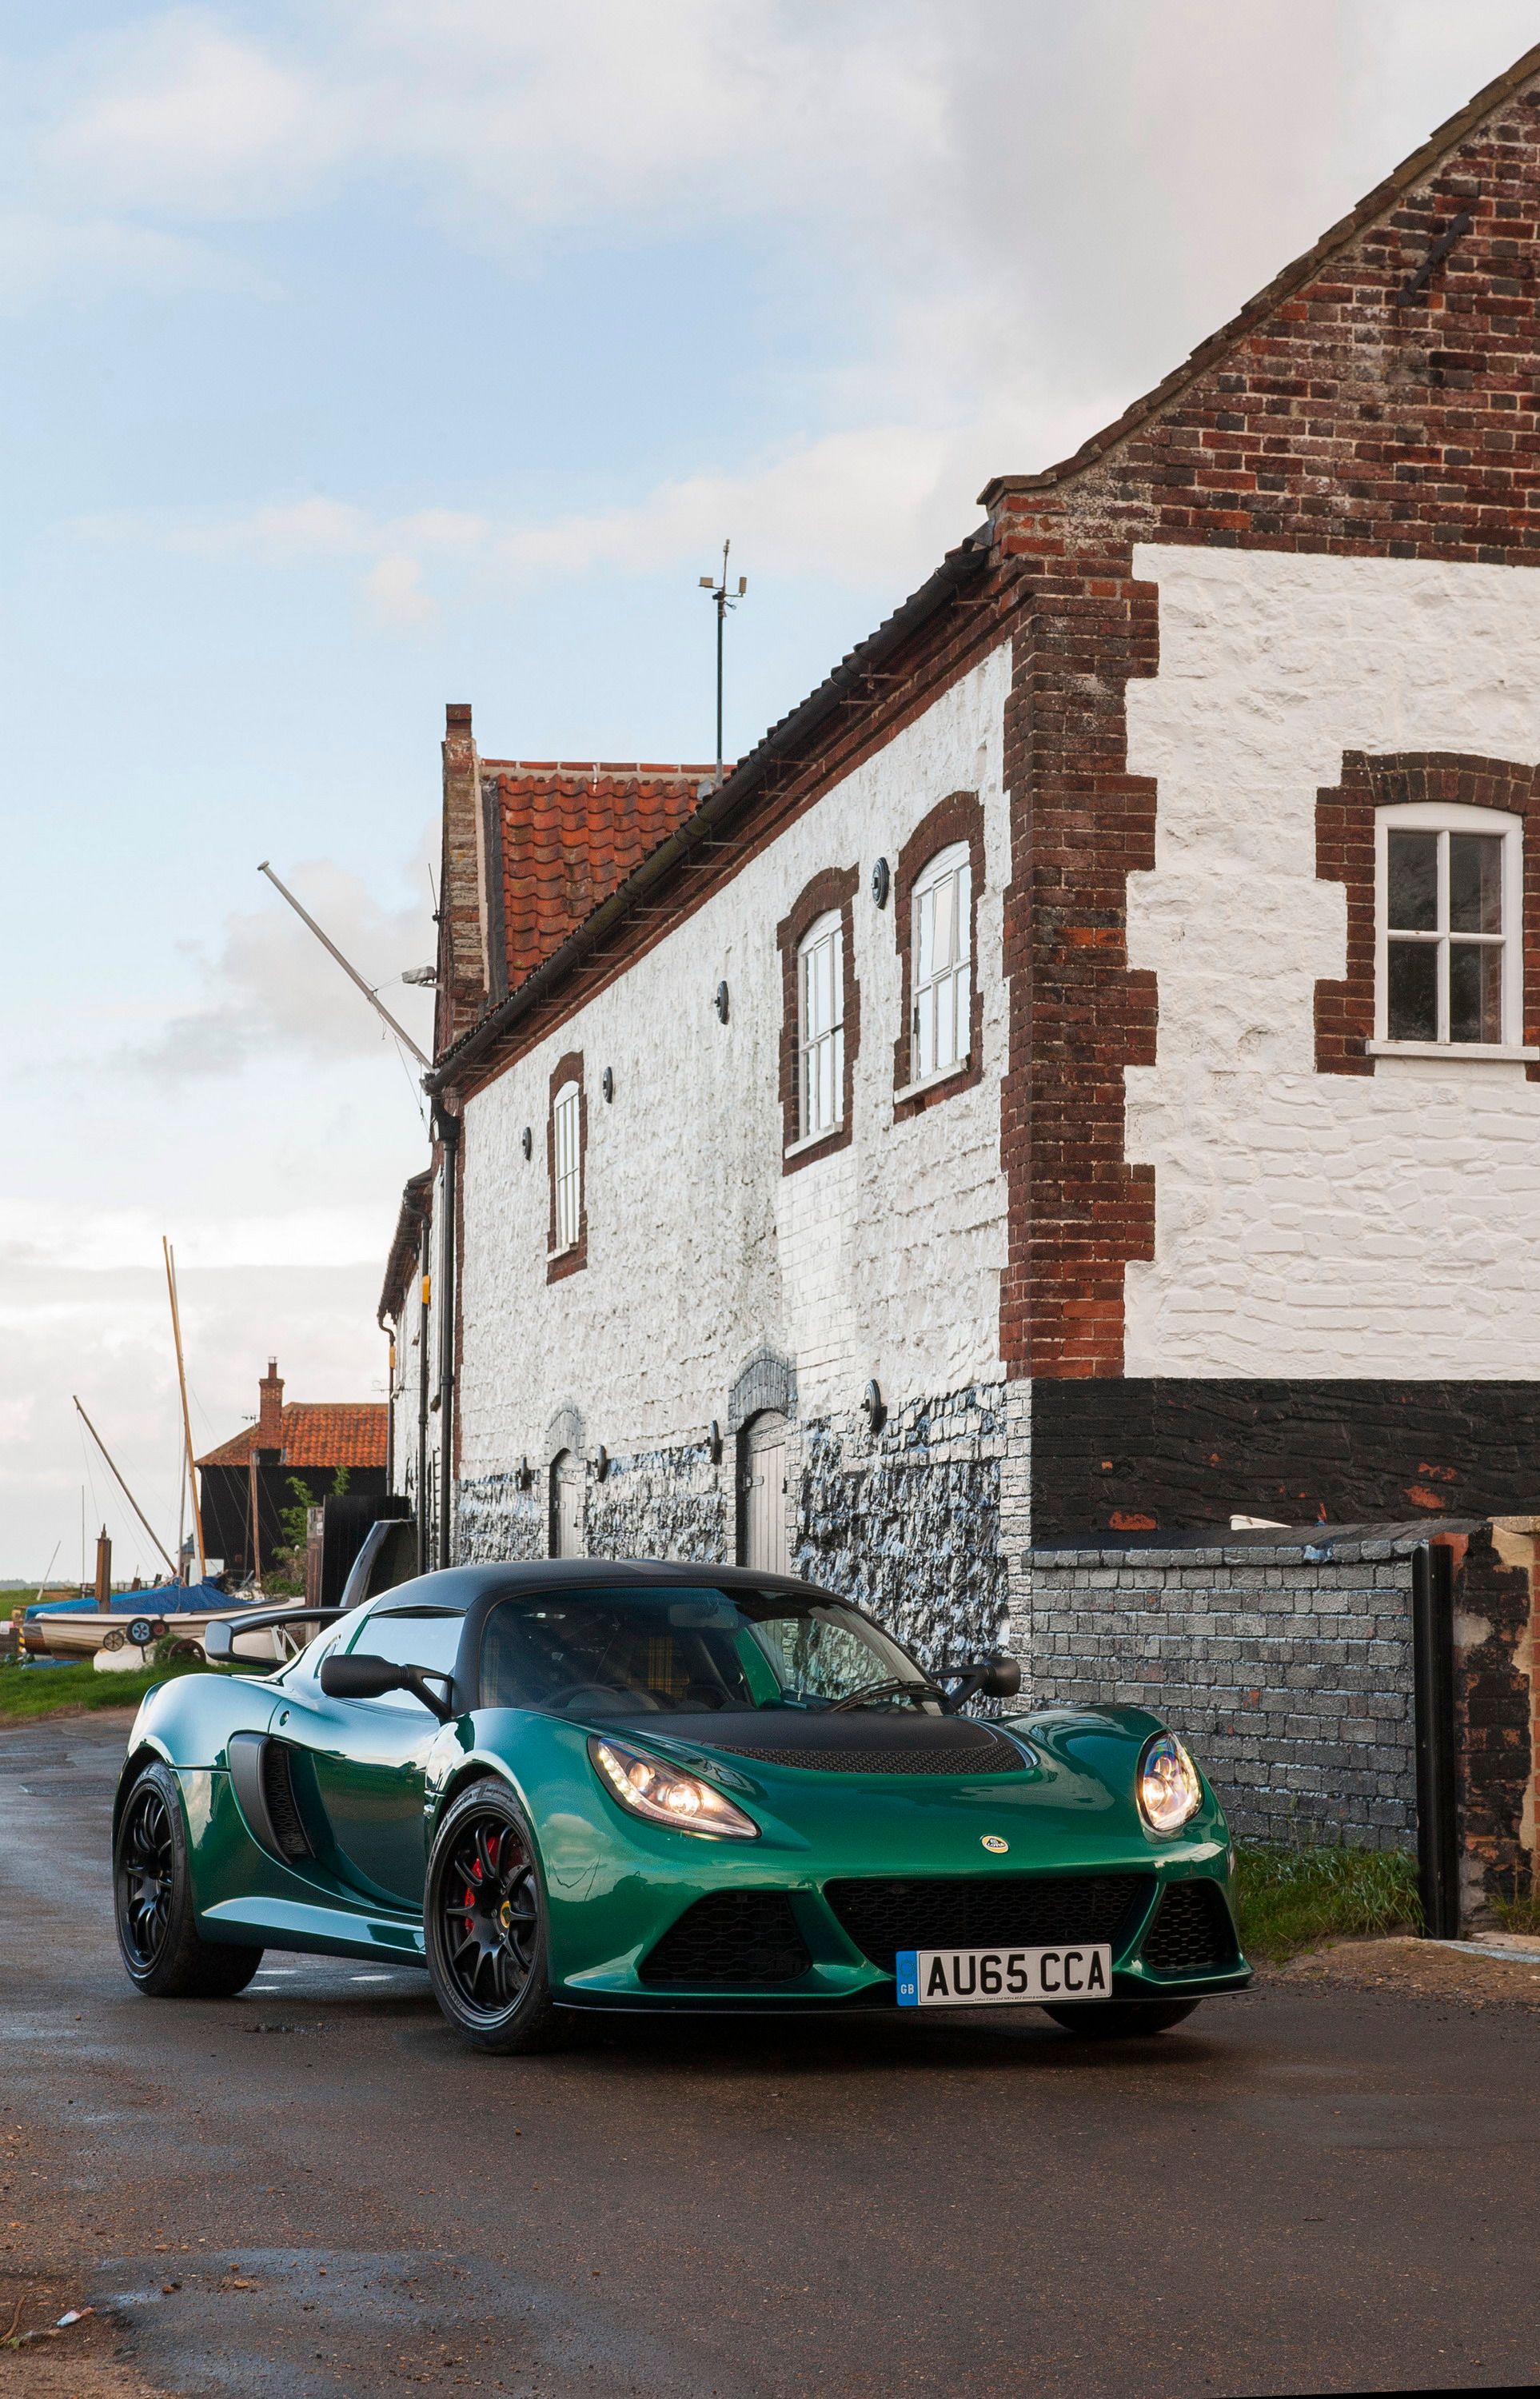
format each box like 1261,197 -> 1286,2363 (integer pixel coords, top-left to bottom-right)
479,1587 -> 939,1717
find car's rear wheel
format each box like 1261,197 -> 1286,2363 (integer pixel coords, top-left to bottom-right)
1041,1998 -> 1201,2038
425,1780 -> 564,2054
114,1760 -> 263,1998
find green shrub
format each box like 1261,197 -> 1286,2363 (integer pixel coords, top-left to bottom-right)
1235,1838 -> 1422,1962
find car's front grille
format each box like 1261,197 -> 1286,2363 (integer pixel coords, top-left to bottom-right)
1139,1880 -> 1239,1974
825,1873 -> 1153,1974
639,1892 -> 812,1987
697,1732 -> 1027,1777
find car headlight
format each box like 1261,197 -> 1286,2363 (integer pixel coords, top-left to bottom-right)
1138,1733 -> 1203,1834
588,1736 -> 760,1840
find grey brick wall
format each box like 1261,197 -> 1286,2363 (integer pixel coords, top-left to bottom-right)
1013,1525 -> 1439,1849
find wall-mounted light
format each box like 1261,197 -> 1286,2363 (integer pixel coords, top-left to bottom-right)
595,1445 -> 610,1482
708,1420 -> 724,1465
517,1456 -> 533,1490
860,1379 -> 886,1435
521,1127 -> 533,1160
715,980 -> 730,1024
871,856 -> 891,908
601,1067 -> 615,1104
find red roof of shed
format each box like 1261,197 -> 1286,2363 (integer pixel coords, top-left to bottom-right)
197,1403 -> 386,1472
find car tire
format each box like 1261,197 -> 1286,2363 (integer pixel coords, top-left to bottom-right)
1041,1998 -> 1202,2038
425,1778 -> 565,2055
114,1759 -> 264,1998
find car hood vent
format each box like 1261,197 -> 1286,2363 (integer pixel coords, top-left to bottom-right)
624,1712 -> 1029,1778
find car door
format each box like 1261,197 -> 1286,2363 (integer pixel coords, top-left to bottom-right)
274,1604 -> 465,1910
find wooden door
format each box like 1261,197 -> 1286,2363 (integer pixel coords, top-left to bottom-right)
739,1411 -> 788,1571
551,1451 -> 584,1557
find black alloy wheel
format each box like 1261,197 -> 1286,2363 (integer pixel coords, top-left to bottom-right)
113,1760 -> 263,1998
425,1780 -> 564,2054
1041,1998 -> 1202,2038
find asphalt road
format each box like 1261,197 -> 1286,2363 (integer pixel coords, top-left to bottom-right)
3,1714 -> 1539,2399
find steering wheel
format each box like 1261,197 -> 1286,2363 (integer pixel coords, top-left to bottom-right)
545,1682 -> 660,1713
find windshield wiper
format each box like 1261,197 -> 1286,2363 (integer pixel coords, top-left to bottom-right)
827,1675 -> 945,1714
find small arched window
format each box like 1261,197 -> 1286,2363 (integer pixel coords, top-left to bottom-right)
552,1079 -> 581,1251
910,842 -> 971,1082
798,908 -> 845,1140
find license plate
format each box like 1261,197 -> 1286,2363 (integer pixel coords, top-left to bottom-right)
896,1944 -> 1113,2007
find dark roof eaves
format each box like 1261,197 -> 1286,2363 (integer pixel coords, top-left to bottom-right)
377,1165 -> 434,1327
426,526 -> 995,1094
979,40 -> 1540,507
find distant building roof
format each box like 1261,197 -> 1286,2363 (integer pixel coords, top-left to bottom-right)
197,1403 -> 386,1473
482,758 -> 719,992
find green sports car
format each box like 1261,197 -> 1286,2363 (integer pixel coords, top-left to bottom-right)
112,1559 -> 1251,2051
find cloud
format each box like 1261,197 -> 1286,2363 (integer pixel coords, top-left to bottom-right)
120,856 -> 436,1080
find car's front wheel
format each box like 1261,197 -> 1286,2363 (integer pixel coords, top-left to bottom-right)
114,1760 -> 263,1998
424,1779 -> 564,2054
1042,1999 -> 1202,2038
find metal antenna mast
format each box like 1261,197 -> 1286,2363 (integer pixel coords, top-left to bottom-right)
257,861 -> 431,1069
699,539 -> 748,779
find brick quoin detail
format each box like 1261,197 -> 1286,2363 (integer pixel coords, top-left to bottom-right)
776,866 -> 860,1173
1315,752 -> 1540,1078
989,57 -> 1540,1382
891,791 -> 985,1119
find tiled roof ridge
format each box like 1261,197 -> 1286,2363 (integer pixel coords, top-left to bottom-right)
980,38 -> 1540,505
196,1398 -> 387,1471
484,758 -> 726,779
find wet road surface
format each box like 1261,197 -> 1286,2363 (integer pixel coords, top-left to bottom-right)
3,1711 -> 1539,2397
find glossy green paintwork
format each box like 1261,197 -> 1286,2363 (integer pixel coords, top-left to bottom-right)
118,1652 -> 1251,2006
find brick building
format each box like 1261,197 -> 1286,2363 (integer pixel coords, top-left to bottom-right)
385,46 -> 1540,1725
197,1359 -> 388,1583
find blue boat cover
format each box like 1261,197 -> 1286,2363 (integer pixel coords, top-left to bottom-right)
27,1577 -> 236,1620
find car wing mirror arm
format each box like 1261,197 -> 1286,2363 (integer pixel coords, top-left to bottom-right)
935,1651 -> 1023,1714
404,1667 -> 457,1725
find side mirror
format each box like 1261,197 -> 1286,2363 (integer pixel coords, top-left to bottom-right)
321,1652 -> 408,1702
320,1651 -> 455,1724
203,1620 -> 234,1663
982,1653 -> 1022,1699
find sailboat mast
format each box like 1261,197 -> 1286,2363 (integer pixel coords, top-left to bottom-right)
163,1239 -> 207,1579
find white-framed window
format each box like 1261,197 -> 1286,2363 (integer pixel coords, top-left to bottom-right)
552,1080 -> 581,1251
798,908 -> 844,1140
911,841 -> 972,1082
1375,801 -> 1524,1053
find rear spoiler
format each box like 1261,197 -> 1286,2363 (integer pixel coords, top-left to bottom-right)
202,1606 -> 350,1663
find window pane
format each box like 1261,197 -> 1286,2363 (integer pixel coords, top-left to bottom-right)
916,886 -> 936,986
1449,834 -> 1502,934
1450,940 -> 1503,1044
1387,831 -> 1438,932
1387,940 -> 1438,1040
956,862 -> 972,963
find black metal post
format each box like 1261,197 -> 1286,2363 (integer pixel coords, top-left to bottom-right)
435,1110 -> 461,1572
1412,1540 -> 1460,1938
716,585 -> 725,776
416,1213 -> 431,1578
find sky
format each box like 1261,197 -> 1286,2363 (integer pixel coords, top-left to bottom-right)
2,0 -> 1536,1580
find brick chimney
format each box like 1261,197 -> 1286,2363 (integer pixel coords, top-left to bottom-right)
436,701 -> 491,1057
257,1358 -> 284,1449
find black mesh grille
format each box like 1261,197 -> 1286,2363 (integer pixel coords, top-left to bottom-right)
640,1892 -> 812,1987
699,1732 -> 1027,1777
826,1873 -> 1152,1974
1140,1881 -> 1239,1974
261,1742 -> 313,1862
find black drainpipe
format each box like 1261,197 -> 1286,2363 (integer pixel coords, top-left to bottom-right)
416,1211 -> 432,1578
1412,1539 -> 1460,1939
434,1109 -> 461,1571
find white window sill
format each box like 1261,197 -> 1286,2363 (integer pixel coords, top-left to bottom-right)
549,1238 -> 580,1259
1366,1040 -> 1539,1063
784,1121 -> 844,1160
894,1055 -> 971,1106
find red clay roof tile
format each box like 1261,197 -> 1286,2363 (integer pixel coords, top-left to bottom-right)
197,1403 -> 387,1472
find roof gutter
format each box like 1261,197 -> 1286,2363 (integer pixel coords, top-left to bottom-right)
425,525 -> 995,1095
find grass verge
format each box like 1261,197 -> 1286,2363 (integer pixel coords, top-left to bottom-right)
1235,1838 -> 1422,1962
0,1657 -> 213,1722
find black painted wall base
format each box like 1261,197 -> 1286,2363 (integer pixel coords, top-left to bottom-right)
1031,1379 -> 1540,1540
